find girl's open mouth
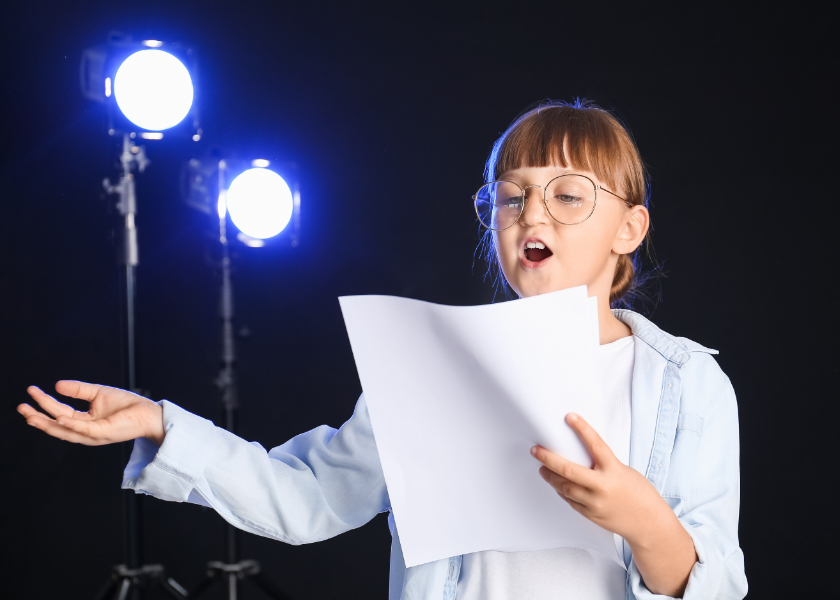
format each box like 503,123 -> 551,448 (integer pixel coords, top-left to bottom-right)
523,240 -> 553,264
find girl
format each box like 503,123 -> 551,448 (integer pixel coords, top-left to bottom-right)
18,100 -> 747,599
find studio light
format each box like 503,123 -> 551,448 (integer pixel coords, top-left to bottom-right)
81,32 -> 201,139
82,32 -> 201,599
178,152 -> 301,598
184,155 -> 301,599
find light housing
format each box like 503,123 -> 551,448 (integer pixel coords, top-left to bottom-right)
181,155 -> 301,247
81,32 -> 201,139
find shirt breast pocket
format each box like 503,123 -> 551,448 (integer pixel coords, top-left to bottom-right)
661,413 -> 704,502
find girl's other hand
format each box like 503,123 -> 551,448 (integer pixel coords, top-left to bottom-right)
532,413 -> 698,596
18,381 -> 165,447
530,413 -> 672,545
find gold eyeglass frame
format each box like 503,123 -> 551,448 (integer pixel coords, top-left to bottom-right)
472,173 -> 632,231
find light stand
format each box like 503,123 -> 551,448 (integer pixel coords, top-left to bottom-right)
190,162 -> 293,600
95,134 -> 188,600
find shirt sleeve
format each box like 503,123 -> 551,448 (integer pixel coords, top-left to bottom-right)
122,393 -> 390,545
628,356 -> 748,600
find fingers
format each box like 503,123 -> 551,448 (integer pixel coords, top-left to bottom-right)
55,380 -> 104,403
531,445 -> 597,488
17,403 -> 44,423
557,489 -> 588,514
20,405 -> 102,445
566,413 -> 615,466
539,467 -> 592,506
26,386 -> 87,420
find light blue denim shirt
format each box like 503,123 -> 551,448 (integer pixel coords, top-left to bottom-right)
123,309 -> 747,599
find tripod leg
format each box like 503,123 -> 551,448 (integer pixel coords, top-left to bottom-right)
249,572 -> 294,600
190,572 -> 219,598
115,578 -> 131,600
160,577 -> 189,599
94,578 -> 117,600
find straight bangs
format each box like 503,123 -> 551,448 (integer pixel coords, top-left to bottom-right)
485,100 -> 647,207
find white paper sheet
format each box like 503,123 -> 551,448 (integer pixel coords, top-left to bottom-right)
339,286 -> 621,568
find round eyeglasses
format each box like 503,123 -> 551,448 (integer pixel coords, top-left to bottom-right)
473,174 -> 632,231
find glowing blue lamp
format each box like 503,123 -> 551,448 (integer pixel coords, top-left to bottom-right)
226,167 -> 295,240
113,49 -> 194,131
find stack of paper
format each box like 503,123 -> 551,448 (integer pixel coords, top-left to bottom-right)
339,286 -> 619,568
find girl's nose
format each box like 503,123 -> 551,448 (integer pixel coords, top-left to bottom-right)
519,186 -> 550,227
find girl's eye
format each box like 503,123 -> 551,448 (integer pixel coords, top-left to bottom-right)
555,195 -> 583,207
499,197 -> 523,210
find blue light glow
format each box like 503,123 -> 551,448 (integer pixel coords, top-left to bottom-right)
114,50 -> 194,131
227,168 -> 294,239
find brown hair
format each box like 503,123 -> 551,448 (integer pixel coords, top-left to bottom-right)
483,99 -> 651,305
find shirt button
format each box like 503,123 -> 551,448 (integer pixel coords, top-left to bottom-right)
668,383 -> 672,388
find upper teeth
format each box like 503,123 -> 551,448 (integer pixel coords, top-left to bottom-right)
527,242 -> 546,249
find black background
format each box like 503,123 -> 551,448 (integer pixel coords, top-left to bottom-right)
1,1 -> 833,598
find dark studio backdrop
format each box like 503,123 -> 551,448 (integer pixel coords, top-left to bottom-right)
0,1 -> 833,598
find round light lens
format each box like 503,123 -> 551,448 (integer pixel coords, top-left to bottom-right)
227,168 -> 294,239
114,49 -> 194,131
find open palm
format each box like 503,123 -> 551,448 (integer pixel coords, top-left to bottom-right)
18,381 -> 164,446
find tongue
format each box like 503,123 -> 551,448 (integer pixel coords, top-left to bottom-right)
526,247 -> 552,262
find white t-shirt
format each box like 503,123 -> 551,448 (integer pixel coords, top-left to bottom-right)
457,335 -> 635,600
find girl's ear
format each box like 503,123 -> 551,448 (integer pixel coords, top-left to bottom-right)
613,205 -> 650,255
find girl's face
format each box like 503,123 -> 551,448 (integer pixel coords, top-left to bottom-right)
493,163 -> 649,299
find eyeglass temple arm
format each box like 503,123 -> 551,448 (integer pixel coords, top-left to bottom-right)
597,185 -> 633,206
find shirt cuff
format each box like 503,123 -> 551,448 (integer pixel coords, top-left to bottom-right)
121,400 -> 219,502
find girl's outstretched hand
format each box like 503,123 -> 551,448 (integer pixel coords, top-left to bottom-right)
18,381 -> 165,447
530,413 -> 672,544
